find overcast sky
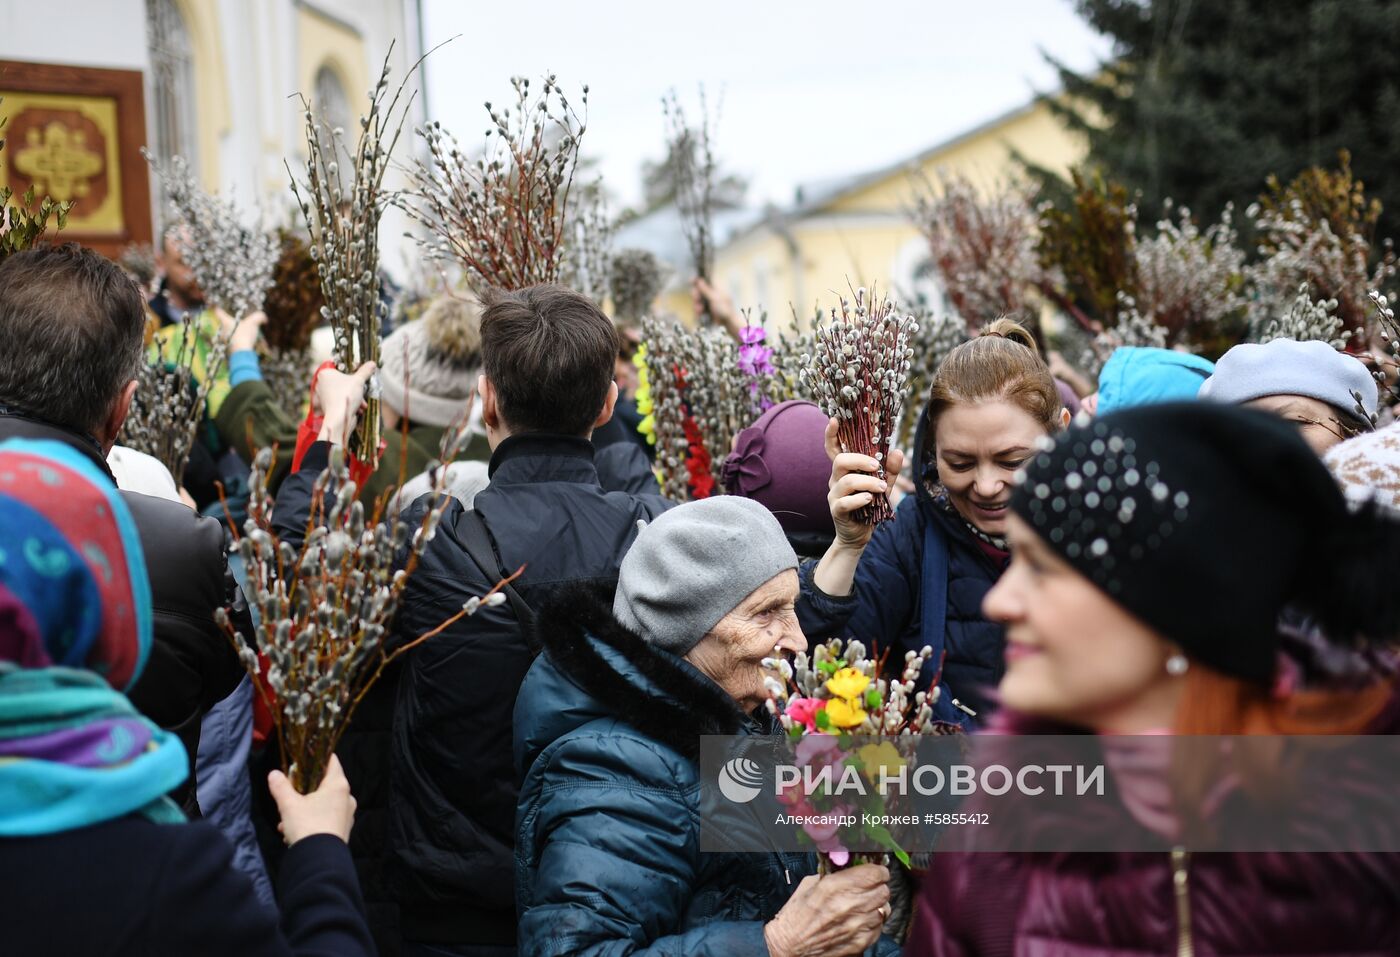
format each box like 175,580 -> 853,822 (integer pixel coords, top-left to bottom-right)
422,1 -> 1112,211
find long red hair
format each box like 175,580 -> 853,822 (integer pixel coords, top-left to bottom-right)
1174,665 -> 1389,735
1169,663 -> 1391,841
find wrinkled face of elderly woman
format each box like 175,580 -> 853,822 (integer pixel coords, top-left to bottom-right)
685,569 -> 806,711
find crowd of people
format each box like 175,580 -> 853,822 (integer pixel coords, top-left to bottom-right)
3,233 -> 1400,957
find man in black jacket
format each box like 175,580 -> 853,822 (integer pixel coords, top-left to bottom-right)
272,284 -> 672,956
0,244 -> 246,813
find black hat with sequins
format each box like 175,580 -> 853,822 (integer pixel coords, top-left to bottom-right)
1010,402 -> 1400,684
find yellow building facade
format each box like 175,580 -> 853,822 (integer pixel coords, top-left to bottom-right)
662,99 -> 1086,328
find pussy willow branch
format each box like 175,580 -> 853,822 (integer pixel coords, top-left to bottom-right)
217,433 -> 512,793
405,75 -> 588,294
119,316 -> 221,481
287,41 -> 426,471
663,88 -> 719,324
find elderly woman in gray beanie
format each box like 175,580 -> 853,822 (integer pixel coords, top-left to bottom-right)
514,496 -> 895,957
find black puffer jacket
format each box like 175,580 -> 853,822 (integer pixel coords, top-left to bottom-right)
390,433 -> 672,947
0,412 -> 246,812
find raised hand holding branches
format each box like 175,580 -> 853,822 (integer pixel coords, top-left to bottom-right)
288,44 -> 422,474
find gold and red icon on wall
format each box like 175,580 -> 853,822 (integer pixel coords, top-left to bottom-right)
2,92 -> 121,234
0,61 -> 152,256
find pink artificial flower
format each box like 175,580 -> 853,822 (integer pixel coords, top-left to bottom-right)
786,697 -> 824,732
820,841 -> 851,868
737,325 -> 777,411
795,732 -> 842,769
802,813 -> 841,844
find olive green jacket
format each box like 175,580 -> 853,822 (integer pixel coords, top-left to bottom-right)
215,379 -> 489,506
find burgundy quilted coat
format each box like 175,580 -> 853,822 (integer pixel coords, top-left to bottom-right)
906,695 -> 1400,956
906,848 -> 1400,956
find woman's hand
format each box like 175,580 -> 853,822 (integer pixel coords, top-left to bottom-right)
825,418 -> 905,551
268,754 -> 357,846
764,864 -> 890,957
692,277 -> 742,340
813,419 -> 906,598
222,309 -> 267,355
313,362 -> 377,446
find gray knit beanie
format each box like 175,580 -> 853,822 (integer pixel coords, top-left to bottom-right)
1199,338 -> 1378,425
380,296 -> 482,428
613,496 -> 799,655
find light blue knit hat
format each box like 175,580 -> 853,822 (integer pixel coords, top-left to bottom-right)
1199,339 -> 1378,424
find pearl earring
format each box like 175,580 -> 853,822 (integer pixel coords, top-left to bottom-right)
1165,653 -> 1189,677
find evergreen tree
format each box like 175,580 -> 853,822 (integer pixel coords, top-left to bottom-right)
1043,0 -> 1400,241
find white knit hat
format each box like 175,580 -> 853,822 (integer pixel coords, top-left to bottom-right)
1325,422 -> 1400,513
379,296 -> 482,428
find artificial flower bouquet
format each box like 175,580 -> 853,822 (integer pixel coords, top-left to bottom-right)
763,638 -> 958,870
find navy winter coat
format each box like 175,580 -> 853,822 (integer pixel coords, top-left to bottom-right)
798,490 -> 1008,726
1,817 -> 373,956
514,584 -> 818,956
797,398 -> 1011,726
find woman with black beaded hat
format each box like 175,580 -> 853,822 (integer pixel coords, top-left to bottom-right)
905,402 -> 1400,956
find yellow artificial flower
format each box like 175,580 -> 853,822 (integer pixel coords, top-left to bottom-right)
824,667 -> 870,701
632,343 -> 656,445
857,741 -> 907,786
823,697 -> 868,729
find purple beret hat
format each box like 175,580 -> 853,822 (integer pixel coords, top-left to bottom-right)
721,400 -> 835,537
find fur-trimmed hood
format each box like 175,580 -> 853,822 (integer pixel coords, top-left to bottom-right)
515,581 -> 755,777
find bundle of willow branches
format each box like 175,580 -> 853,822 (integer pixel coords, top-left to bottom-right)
126,153 -> 277,479
288,47 -> 417,473
143,151 -> 279,321
638,314 -> 694,500
610,248 -> 666,328
561,178 -> 613,305
800,288 -> 918,524
260,231 -> 326,409
676,323 -> 777,489
217,430 -> 518,794
119,319 -> 210,481
1252,282 -> 1348,349
407,74 -> 588,294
